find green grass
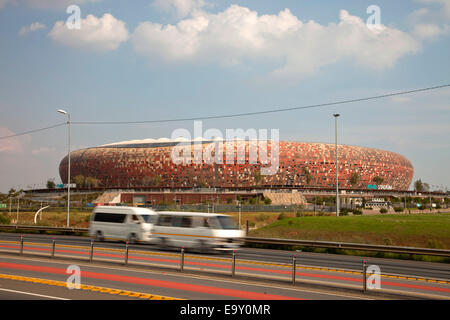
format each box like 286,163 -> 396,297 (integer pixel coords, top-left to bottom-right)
249,213 -> 450,249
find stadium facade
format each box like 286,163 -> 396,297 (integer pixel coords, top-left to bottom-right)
59,139 -> 414,190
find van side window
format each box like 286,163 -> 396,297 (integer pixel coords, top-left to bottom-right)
207,217 -> 221,229
191,216 -> 205,228
181,216 -> 192,228
131,215 -> 139,222
158,215 -> 172,226
93,212 -> 126,223
171,216 -> 183,227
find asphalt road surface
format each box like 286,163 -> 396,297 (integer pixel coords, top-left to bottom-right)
0,232 -> 448,299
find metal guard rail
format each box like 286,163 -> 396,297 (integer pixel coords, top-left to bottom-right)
0,224 -> 88,233
0,225 -> 449,257
244,237 -> 450,257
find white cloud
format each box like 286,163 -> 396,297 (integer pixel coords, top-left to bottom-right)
19,22 -> 46,36
49,13 -> 129,51
409,0 -> 450,40
31,146 -> 57,155
0,128 -> 25,154
392,96 -> 411,103
412,23 -> 450,39
132,5 -> 419,80
153,0 -> 208,18
417,0 -> 450,18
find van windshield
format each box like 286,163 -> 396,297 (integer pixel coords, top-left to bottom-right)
140,215 -> 156,224
209,216 -> 238,230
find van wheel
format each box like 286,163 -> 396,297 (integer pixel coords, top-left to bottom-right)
128,233 -> 138,244
95,231 -> 104,242
197,240 -> 208,254
158,238 -> 168,250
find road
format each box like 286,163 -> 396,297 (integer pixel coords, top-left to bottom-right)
0,232 -> 448,300
0,255 -> 370,300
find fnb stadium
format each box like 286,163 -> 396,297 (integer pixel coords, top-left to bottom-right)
59,138 -> 414,191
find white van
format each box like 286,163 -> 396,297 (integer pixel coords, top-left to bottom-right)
89,206 -> 158,244
150,211 -> 244,252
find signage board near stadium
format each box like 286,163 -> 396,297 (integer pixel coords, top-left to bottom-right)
56,184 -> 76,189
367,184 -> 393,190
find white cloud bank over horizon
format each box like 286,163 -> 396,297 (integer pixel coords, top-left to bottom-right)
42,2 -> 450,80
132,6 -> 420,80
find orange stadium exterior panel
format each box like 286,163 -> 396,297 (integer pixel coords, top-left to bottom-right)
59,140 -> 414,190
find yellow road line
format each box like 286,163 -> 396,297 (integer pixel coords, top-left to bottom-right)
0,273 -> 182,300
1,240 -> 449,285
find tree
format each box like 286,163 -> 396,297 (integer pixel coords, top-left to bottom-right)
46,179 -> 56,189
8,188 -> 16,197
350,173 -> 360,186
142,176 -> 152,187
372,176 -> 384,185
414,179 -> 430,192
85,177 -> 99,189
74,175 -> 85,188
152,175 -> 162,187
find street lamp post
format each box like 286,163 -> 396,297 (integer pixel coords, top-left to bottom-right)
333,114 -> 340,217
238,201 -> 242,229
58,109 -> 71,228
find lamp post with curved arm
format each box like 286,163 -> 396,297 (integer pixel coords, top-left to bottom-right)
333,114 -> 340,217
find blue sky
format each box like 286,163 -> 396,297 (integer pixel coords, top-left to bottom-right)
0,0 -> 449,192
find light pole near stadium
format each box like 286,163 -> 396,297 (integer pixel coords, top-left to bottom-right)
57,109 -> 71,227
333,114 -> 340,217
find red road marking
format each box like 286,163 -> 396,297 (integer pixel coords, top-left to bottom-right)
0,261 -> 301,300
1,244 -> 449,294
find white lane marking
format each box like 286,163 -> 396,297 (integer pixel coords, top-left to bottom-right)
0,288 -> 70,300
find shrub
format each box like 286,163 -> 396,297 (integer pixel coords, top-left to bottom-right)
264,198 -> 272,205
427,239 -> 444,249
0,213 -> 11,224
277,213 -> 287,220
379,208 -> 388,214
255,214 -> 269,222
339,209 -> 348,216
352,209 -> 363,215
394,207 -> 404,212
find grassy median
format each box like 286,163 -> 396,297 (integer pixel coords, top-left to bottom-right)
247,213 -> 450,250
